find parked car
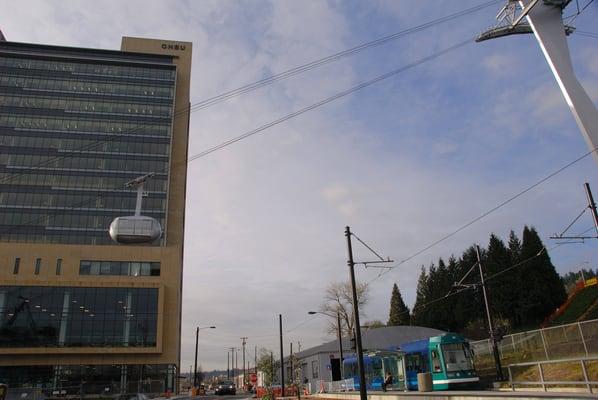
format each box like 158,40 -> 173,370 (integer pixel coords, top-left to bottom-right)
215,381 -> 236,395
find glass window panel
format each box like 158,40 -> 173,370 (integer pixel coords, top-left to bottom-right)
100,261 -> 111,275
130,262 -> 141,277
150,262 -> 160,276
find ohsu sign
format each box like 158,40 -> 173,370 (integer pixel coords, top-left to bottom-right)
161,43 -> 186,51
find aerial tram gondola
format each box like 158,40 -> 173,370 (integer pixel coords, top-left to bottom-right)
109,172 -> 162,244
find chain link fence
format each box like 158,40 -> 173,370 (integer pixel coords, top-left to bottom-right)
470,319 -> 598,379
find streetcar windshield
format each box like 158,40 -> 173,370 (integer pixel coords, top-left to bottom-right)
441,343 -> 474,372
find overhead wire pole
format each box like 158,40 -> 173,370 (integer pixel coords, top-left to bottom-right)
342,226 -> 394,398
475,245 -> 504,381
345,226 -> 367,400
584,182 -> 598,236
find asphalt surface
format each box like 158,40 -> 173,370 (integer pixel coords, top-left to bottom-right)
175,394 -> 253,400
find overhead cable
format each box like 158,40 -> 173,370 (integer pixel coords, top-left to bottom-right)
368,147 -> 598,284
0,1 -> 501,185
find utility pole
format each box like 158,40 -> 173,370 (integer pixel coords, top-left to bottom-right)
241,337 -> 248,389
227,351 -> 230,379
229,347 -> 238,382
476,244 -> 504,381
235,348 -> 239,382
255,345 -> 258,374
345,226 -> 367,400
279,314 -> 285,397
585,183 -> 598,236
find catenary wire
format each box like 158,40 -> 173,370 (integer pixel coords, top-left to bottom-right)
184,0 -> 502,114
0,0 -> 502,186
188,39 -> 472,160
367,147 -> 598,284
575,30 -> 598,39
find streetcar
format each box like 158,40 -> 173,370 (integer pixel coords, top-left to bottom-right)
401,333 -> 478,390
343,333 -> 478,391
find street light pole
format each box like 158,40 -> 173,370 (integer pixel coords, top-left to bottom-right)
345,226 -> 367,400
194,326 -> 216,388
308,310 -> 344,379
194,327 -> 199,388
279,314 -> 285,397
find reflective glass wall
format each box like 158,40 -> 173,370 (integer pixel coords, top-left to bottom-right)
0,364 -> 175,392
0,45 -> 175,245
0,286 -> 158,347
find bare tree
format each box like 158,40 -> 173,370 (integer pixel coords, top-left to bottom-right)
320,281 -> 369,338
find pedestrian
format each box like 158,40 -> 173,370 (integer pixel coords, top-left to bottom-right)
382,371 -> 393,392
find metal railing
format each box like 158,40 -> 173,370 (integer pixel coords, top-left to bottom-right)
312,378 -> 355,393
507,356 -> 598,393
471,318 -> 598,366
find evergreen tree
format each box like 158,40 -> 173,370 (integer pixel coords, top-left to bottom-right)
411,267 -> 429,326
427,258 -> 456,331
444,256 -> 462,331
507,230 -> 522,266
517,226 -> 567,326
388,283 -> 410,326
485,233 -> 519,327
506,230 -> 524,326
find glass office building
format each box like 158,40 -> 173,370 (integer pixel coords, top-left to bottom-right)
0,37 -> 192,392
0,44 -> 175,245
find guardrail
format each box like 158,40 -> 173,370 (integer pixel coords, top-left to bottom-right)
313,378 -> 355,393
507,356 -> 598,393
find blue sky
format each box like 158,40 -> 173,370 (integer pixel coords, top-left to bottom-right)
2,0 -> 597,371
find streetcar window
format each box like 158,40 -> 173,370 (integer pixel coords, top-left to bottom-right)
431,350 -> 442,372
406,354 -> 424,373
442,343 -> 474,372
396,358 -> 405,380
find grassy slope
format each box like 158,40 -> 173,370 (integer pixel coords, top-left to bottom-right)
550,285 -> 598,326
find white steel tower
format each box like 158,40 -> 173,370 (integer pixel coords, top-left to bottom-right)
478,0 -> 598,163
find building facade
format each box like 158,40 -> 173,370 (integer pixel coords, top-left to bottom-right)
0,37 -> 191,392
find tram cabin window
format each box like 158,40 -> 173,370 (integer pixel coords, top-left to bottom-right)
431,350 -> 442,372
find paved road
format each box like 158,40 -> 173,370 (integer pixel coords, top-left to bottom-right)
174,394 -> 253,400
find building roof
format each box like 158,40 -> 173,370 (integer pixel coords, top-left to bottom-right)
0,40 -> 174,66
296,325 -> 445,359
